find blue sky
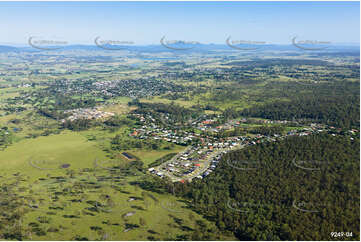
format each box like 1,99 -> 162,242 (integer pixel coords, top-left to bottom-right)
0,1 -> 359,45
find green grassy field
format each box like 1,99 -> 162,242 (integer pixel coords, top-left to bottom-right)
0,130 -> 106,174
0,130 -> 233,240
128,146 -> 186,166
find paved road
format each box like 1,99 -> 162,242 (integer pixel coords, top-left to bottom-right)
183,144 -> 245,181
153,146 -> 192,181
155,144 -> 245,182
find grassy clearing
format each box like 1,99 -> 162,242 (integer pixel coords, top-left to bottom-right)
0,129 -> 233,240
127,146 -> 186,166
20,179 -> 232,240
140,96 -> 195,108
99,103 -> 134,115
0,130 -> 107,175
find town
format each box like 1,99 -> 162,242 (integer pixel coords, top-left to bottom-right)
129,112 -> 348,182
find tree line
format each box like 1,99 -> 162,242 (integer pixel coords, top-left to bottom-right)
138,133 -> 360,240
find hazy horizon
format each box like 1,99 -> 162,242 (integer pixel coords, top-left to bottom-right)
0,1 -> 360,46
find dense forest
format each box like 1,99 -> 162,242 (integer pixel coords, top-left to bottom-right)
207,81 -> 360,129
138,133 -> 360,240
241,94 -> 359,129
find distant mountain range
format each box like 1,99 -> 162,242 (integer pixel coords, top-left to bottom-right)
0,45 -> 21,53
0,43 -> 359,54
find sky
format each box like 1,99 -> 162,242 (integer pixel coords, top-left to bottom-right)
0,1 -> 359,46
